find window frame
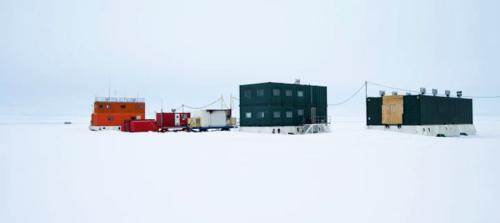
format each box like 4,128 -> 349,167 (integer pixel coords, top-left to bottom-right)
297,90 -> 304,97
259,112 -> 265,119
244,90 -> 252,99
257,89 -> 265,97
273,111 -> 281,119
273,89 -> 281,96
297,109 -> 304,116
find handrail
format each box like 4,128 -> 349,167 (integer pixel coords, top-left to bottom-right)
95,97 -> 145,103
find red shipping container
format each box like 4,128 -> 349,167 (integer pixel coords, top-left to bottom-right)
122,119 -> 158,132
156,112 -> 190,129
121,120 -> 131,132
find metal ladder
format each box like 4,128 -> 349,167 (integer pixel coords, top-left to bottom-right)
303,124 -> 329,134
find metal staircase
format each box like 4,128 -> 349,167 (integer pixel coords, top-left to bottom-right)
303,124 -> 330,134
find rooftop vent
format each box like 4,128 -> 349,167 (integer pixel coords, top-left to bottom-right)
445,90 -> 451,97
294,79 -> 301,85
457,91 -> 463,98
392,91 -> 398,96
379,90 -> 386,97
420,88 -> 426,95
432,89 -> 438,96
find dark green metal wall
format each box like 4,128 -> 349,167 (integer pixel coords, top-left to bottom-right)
366,95 -> 473,126
366,97 -> 382,125
403,96 -> 421,125
418,96 -> 473,125
240,82 -> 327,127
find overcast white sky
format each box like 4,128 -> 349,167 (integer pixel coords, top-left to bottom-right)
0,0 -> 499,119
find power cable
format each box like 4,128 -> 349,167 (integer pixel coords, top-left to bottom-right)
367,81 -> 420,94
328,82 -> 366,106
470,96 -> 500,99
182,97 -> 223,110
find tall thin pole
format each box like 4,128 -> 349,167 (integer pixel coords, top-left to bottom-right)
160,99 -> 163,128
230,94 -> 233,111
221,95 -> 224,109
365,81 -> 368,126
108,77 -> 111,100
365,81 -> 368,99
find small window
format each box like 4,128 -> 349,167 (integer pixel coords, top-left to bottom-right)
297,90 -> 304,97
106,104 -> 111,109
273,89 -> 280,96
98,104 -> 104,109
245,112 -> 252,119
285,90 -> 293,96
120,105 -> 126,109
182,114 -> 187,119
259,112 -> 265,119
244,90 -> 252,98
286,111 -> 293,118
107,116 -> 114,121
257,89 -> 265,97
273,111 -> 281,118
297,109 -> 304,116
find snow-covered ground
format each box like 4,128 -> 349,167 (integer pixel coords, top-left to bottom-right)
1,116 -> 499,223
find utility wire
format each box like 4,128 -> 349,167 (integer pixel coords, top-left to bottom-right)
328,82 -> 366,106
173,105 -> 184,111
470,96 -> 500,99
175,82 -> 498,111
222,100 -> 230,109
182,97 -> 223,110
220,96 -> 230,109
367,81 -> 420,94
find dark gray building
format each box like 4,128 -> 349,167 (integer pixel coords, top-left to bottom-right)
366,93 -> 475,137
239,82 -> 328,134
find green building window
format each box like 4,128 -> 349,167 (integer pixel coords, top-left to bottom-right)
297,109 -> 304,116
297,90 -> 304,97
245,112 -> 252,119
257,89 -> 265,97
285,90 -> 293,96
286,111 -> 293,118
273,89 -> 280,96
244,90 -> 252,98
259,112 -> 265,118
273,111 -> 281,118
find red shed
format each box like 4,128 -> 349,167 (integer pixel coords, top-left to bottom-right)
156,112 -> 190,131
122,119 -> 158,133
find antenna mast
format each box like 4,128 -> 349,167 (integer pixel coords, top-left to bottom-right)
107,77 -> 111,99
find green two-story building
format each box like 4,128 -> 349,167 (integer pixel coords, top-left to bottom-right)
239,82 -> 328,134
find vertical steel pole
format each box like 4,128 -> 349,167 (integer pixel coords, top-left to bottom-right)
365,81 -> 368,99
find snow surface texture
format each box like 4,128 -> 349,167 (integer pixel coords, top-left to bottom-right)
1,116 -> 499,223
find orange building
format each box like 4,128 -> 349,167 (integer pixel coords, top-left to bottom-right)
90,97 -> 145,130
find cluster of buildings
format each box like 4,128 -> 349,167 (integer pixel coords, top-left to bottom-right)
90,81 -> 475,137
